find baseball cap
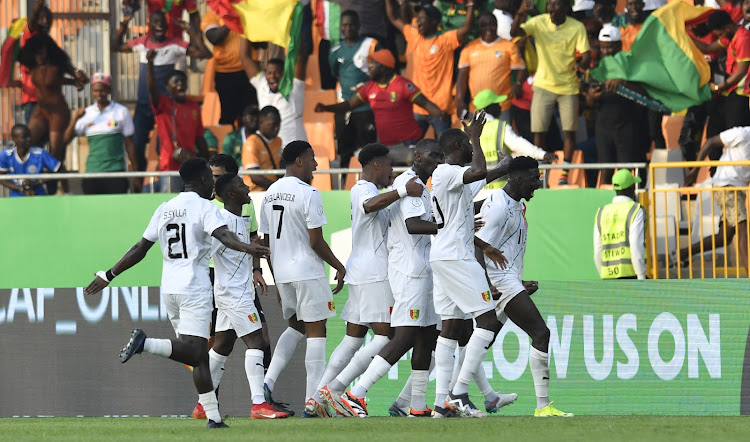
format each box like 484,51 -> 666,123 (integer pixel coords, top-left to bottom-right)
370,49 -> 396,69
599,24 -> 622,42
91,72 -> 111,86
612,169 -> 641,190
473,89 -> 508,111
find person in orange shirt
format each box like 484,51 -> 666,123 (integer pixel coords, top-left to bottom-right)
455,12 -> 526,122
242,106 -> 283,192
385,0 -> 476,137
620,0 -> 646,52
201,10 -> 258,125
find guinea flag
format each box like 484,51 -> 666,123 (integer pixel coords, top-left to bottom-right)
206,0 -> 303,98
590,1 -> 713,112
0,17 -> 28,87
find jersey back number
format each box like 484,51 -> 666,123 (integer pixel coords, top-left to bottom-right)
166,223 -> 188,259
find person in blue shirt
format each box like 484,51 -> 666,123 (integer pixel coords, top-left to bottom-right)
0,124 -> 63,196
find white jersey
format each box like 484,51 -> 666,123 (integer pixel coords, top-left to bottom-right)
475,188 -> 527,282
143,192 -> 227,295
345,180 -> 389,284
387,169 -> 432,278
429,164 -> 486,262
211,209 -> 254,308
260,176 -> 327,283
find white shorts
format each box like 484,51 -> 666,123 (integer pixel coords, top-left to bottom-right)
389,268 -> 439,327
431,259 -> 494,320
163,291 -> 213,340
276,277 -> 336,322
215,297 -> 263,337
489,275 -> 524,324
340,280 -> 394,325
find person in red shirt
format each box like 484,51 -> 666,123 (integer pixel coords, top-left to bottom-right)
146,49 -> 208,192
718,0 -> 744,24
124,0 -> 202,39
314,49 -> 447,165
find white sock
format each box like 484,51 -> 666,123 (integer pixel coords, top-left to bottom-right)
143,338 -> 172,357
208,349 -> 227,391
264,327 -> 304,391
453,328 -> 495,396
434,337 -> 458,408
331,334 -> 390,391
305,337 -> 327,401
399,352 -> 435,410
410,370 -> 430,411
316,335 -> 364,394
245,349 -> 266,405
529,346 -> 551,409
198,390 -> 221,422
350,355 -> 392,398
473,362 -> 498,402
449,346 -> 466,391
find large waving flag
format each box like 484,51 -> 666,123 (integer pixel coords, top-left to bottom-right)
0,18 -> 27,87
591,1 -> 714,112
207,0 -> 303,98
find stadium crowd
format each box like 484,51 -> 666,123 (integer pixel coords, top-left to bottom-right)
3,0 -> 750,195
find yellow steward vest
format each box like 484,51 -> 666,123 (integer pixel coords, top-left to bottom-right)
595,200 -> 641,279
478,119 -> 508,190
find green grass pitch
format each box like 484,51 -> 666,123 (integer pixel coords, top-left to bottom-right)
2,416 -> 748,441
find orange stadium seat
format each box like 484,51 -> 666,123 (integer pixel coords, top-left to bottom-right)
201,91 -> 221,127
312,156 -> 332,190
547,150 -> 586,189
305,121 -> 336,161
662,114 -> 685,150
344,156 -> 362,190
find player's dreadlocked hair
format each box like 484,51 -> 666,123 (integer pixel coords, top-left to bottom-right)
358,143 -> 390,167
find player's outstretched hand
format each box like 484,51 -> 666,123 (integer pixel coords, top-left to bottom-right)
484,246 -> 508,270
523,280 -> 539,296
405,176 -> 423,197
332,267 -> 346,294
85,274 -> 110,295
462,109 -> 486,140
254,272 -> 268,296
248,237 -> 271,258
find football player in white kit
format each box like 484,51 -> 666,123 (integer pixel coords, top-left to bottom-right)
317,143 -> 423,417
85,158 -> 271,429
475,156 -> 572,417
334,139 -> 444,417
207,173 -> 289,419
258,141 -> 347,416
429,111 -> 511,418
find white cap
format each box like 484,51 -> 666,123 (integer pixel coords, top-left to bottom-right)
598,24 -> 622,42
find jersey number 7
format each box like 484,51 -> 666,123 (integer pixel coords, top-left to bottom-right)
272,205 -> 285,239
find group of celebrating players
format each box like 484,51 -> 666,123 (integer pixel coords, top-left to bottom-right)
84,110 -> 571,428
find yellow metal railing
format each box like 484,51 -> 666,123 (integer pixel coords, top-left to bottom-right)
648,160 -> 750,279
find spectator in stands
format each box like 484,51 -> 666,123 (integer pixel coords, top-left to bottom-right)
593,169 -> 646,279
203,128 -> 219,158
314,49 -> 448,166
329,10 -> 380,177
694,10 -> 750,132
126,0 -> 202,40
455,12 -> 526,123
18,33 -> 89,168
246,54 -> 308,148
593,0 -> 627,28
18,0 -> 52,124
511,0 -> 590,185
493,0 -> 517,41
222,105 -> 259,169
583,25 -> 644,185
146,50 -> 208,192
682,127 -> 750,274
111,9 -> 211,172
718,0 -> 744,23
242,106 -> 282,192
572,0 -> 595,21
620,0 -> 646,52
0,124 -> 63,197
385,0 -> 475,137
201,8 -> 257,125
435,0 -> 494,39
64,73 -> 138,195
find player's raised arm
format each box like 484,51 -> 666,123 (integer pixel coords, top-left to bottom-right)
405,216 -> 439,235
363,177 -> 423,213
462,110 -> 488,184
309,227 -> 346,294
212,225 -> 270,257
85,238 -> 155,295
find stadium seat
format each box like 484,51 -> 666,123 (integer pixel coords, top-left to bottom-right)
206,125 -> 234,153
201,91 -> 221,127
344,156 -> 362,190
304,121 -> 336,161
547,150 -> 586,189
648,148 -> 684,189
312,156 -> 332,191
661,115 -> 685,150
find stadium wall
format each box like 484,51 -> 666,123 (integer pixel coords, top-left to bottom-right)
2,191 -> 748,416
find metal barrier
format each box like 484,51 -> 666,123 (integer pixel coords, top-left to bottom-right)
648,160 -> 750,280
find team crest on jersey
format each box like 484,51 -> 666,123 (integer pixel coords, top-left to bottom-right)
390,91 -> 398,102
481,291 -> 491,302
28,165 -> 38,173
495,50 -> 502,58
248,313 -> 258,324
108,119 -> 117,127
409,309 -> 420,320
429,44 -> 438,54
406,82 -> 416,92
328,301 -> 335,311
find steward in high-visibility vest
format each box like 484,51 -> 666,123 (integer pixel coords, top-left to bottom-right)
594,169 -> 647,279
469,89 -> 556,189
